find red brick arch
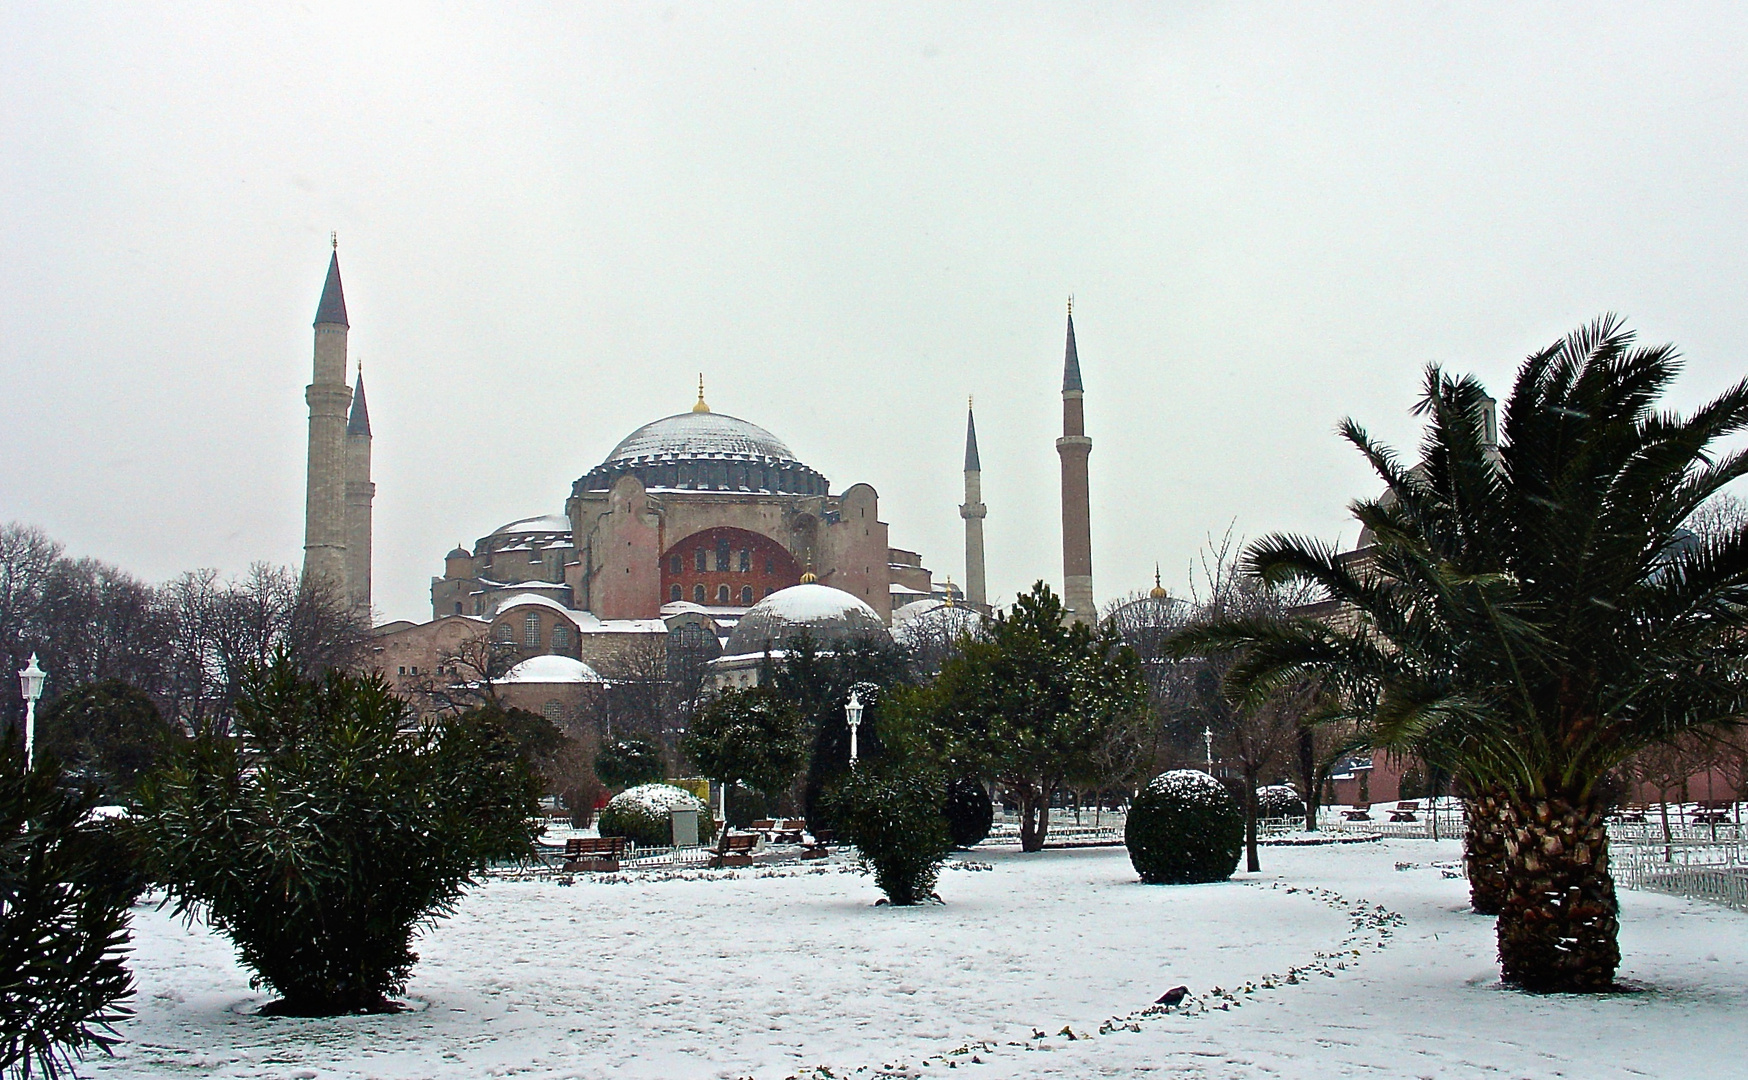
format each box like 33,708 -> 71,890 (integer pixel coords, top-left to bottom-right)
661,527 -> 800,608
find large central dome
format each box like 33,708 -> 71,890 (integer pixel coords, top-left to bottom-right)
576,411 -> 829,495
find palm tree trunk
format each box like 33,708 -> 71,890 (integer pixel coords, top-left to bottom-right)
1464,788 -> 1509,916
1496,792 -> 1620,993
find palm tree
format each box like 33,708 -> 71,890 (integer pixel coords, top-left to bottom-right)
1174,317 -> 1748,992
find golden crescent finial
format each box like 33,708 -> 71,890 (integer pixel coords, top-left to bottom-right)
693,373 -> 710,413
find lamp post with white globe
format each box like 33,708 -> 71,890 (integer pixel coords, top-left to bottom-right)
18,653 -> 45,768
845,688 -> 865,766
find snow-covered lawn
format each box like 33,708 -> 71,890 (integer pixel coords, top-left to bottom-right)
91,840 -> 1748,1079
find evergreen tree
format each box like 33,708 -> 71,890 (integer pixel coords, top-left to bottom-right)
681,686 -> 808,810
593,732 -> 665,790
135,654 -> 541,1014
35,679 -> 173,803
1,736 -> 139,1079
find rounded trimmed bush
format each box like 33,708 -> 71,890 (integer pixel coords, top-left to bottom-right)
597,783 -> 717,848
1126,770 -> 1243,884
1256,784 -> 1306,821
944,775 -> 993,849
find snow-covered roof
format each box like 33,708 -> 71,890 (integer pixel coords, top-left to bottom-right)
490,593 -> 664,635
492,514 -> 572,536
502,654 -> 605,684
890,599 -> 985,645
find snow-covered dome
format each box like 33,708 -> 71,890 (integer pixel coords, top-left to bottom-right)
723,583 -> 888,655
576,411 -> 829,496
502,654 -> 605,684
491,514 -> 572,536
890,599 -> 985,646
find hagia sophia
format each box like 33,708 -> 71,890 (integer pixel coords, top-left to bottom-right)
295,245 -> 1098,724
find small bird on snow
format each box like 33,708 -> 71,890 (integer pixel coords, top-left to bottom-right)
1156,985 -> 1190,1006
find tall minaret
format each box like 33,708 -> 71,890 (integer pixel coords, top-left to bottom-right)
303,238 -> 351,592
1056,299 -> 1095,624
344,367 -> 374,615
959,397 -> 988,608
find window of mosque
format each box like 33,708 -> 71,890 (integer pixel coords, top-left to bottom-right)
524,613 -> 540,648
670,584 -> 682,602
553,624 -> 570,652
716,537 -> 731,572
740,586 -> 753,605
493,623 -> 514,643
738,549 -> 750,572
543,700 -> 565,722
717,584 -> 731,604
764,587 -> 775,598
670,554 -> 682,574
765,557 -> 774,574
693,584 -> 706,604
453,602 -> 462,615
695,549 -> 707,572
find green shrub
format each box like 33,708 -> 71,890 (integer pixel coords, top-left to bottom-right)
1256,784 -> 1306,820
1126,770 -> 1243,884
943,775 -> 993,849
597,783 -> 716,848
831,762 -> 953,905
35,679 -> 173,803
723,784 -> 769,830
134,655 -> 541,1015
1,737 -> 140,1080
593,733 -> 665,790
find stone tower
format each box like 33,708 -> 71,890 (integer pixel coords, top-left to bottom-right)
1056,301 -> 1094,624
344,370 -> 374,614
303,243 -> 351,592
959,398 -> 988,608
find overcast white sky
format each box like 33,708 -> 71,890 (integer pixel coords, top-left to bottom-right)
4,2 -> 1748,623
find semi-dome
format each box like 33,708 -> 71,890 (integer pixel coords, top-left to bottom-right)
724,583 -> 887,655
576,411 -> 829,496
492,514 -> 572,536
891,598 -> 985,646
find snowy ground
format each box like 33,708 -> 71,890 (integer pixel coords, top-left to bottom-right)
89,839 -> 1748,1079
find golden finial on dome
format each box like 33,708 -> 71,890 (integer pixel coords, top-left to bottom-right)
800,568 -> 818,585
943,575 -> 955,608
1150,564 -> 1168,600
692,373 -> 710,413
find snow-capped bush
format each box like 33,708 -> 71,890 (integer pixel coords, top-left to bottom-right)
1125,770 -> 1243,884
1256,784 -> 1306,820
597,783 -> 717,848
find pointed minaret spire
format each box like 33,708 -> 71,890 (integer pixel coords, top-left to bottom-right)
1057,297 -> 1094,624
960,396 -> 988,608
1063,296 -> 1082,393
315,245 -> 349,328
347,368 -> 371,437
693,372 -> 711,413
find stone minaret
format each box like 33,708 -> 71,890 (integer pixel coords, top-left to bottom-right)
959,398 -> 988,608
1056,300 -> 1095,624
344,369 -> 374,614
303,242 -> 351,592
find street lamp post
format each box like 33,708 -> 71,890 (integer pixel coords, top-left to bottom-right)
18,653 -> 45,768
1203,725 -> 1213,773
845,689 -> 865,765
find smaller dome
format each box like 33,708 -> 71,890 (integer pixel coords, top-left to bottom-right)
724,584 -> 887,655
447,545 -> 471,560
502,655 -> 604,684
891,599 -> 984,646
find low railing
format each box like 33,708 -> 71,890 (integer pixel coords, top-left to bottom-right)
1611,834 -> 1748,913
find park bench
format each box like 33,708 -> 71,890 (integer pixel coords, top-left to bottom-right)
752,818 -> 807,844
1612,805 -> 1648,823
1342,804 -> 1373,822
562,836 -> 629,872
710,832 -> 764,868
802,829 -> 833,860
1691,800 -> 1734,825
1389,801 -> 1420,823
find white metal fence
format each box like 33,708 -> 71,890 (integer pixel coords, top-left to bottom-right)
1611,834 -> 1748,913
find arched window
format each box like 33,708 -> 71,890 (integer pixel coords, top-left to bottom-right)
717,584 -> 731,604
552,624 -> 571,652
670,584 -> 682,602
493,623 -> 514,643
524,613 -> 540,648
695,548 -> 707,572
740,586 -> 753,605
693,584 -> 706,604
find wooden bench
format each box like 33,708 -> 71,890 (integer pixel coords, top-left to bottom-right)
752,818 -> 807,845
1691,800 -> 1734,825
1389,800 -> 1420,823
801,828 -> 833,860
562,836 -> 629,872
710,832 -> 763,868
1342,804 -> 1373,822
1611,804 -> 1648,823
